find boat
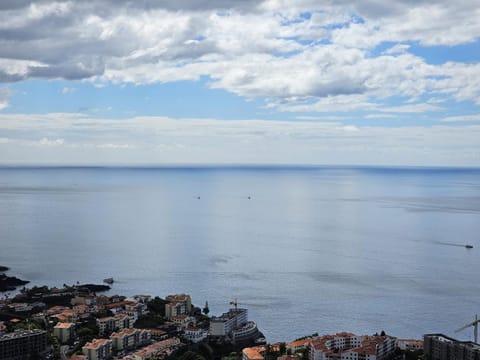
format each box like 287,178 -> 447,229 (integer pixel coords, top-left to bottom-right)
103,278 -> 114,284
465,245 -> 474,249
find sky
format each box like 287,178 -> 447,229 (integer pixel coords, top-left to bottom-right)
0,0 -> 479,166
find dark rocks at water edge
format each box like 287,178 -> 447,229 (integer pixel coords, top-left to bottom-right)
0,265 -> 29,292
77,283 -> 111,292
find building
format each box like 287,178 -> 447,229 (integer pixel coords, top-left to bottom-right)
287,338 -> 312,353
231,321 -> 259,342
110,328 -> 151,351
278,356 -> 301,360
122,337 -> 182,360
97,314 -> 134,335
396,339 -> 424,351
0,329 -> 48,360
184,326 -> 208,343
424,334 -> 480,360
242,344 -> 281,360
171,315 -> 196,328
54,322 -> 75,344
165,294 -> 192,320
243,345 -> 266,360
149,328 -> 168,341
210,308 -> 248,337
310,333 -> 396,360
82,338 -> 113,360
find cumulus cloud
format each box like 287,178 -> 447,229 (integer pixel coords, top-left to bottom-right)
0,0 -> 478,114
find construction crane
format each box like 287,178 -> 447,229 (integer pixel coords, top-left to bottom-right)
455,315 -> 480,343
229,299 -> 239,330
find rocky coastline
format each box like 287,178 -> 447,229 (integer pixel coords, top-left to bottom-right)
0,265 -> 30,292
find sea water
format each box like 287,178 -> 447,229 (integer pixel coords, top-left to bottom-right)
0,166 -> 479,342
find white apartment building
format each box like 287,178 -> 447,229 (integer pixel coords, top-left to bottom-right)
82,338 -> 112,360
53,322 -> 75,344
110,328 -> 151,351
310,333 -> 396,360
165,294 -> 192,320
96,314 -> 134,335
209,308 -> 248,337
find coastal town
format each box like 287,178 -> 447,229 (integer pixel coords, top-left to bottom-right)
0,268 -> 477,360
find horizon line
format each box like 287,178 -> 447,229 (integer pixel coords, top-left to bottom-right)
1,163 -> 479,170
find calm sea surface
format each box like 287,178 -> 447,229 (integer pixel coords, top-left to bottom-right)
1,166 -> 480,342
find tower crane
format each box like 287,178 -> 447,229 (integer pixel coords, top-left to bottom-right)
229,299 -> 239,330
455,315 -> 480,344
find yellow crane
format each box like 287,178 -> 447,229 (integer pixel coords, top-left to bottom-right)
455,315 -> 480,344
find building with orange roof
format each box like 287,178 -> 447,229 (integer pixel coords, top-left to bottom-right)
242,346 -> 265,360
172,314 -> 196,328
184,326 -> 208,343
396,339 -> 423,351
278,355 -> 301,360
149,328 -> 168,340
69,355 -> 86,360
165,294 -> 192,320
123,337 -> 182,360
47,305 -> 70,316
53,322 -> 75,344
52,309 -> 75,322
96,313 -> 134,335
82,338 -> 112,360
310,333 -> 396,360
110,328 -> 151,351
287,338 -> 312,353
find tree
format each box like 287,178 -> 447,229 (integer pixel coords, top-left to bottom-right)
380,330 -> 386,336
203,301 -> 210,315
279,342 -> 286,355
178,351 -> 206,360
147,296 -> 168,316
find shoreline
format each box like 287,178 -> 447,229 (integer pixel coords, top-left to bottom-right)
0,265 -> 30,292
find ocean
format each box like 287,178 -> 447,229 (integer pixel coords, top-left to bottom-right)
1,166 -> 480,343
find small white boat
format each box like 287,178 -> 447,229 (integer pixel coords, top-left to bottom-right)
103,278 -> 114,284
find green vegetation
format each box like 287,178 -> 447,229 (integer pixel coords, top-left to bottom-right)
134,314 -> 165,329
203,301 -> 210,315
147,296 -> 168,317
404,349 -> 424,360
177,351 -> 207,360
50,335 -> 61,360
221,352 -> 241,360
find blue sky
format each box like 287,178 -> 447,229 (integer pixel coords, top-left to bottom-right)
0,1 -> 479,166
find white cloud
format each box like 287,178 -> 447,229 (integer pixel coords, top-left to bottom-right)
96,143 -> 133,149
0,87 -> 12,109
38,137 -> 64,146
364,114 -> 397,119
383,44 -> 410,55
442,115 -> 480,122
0,112 -> 479,166
0,0 -> 478,113
379,103 -> 443,113
62,86 -> 76,94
